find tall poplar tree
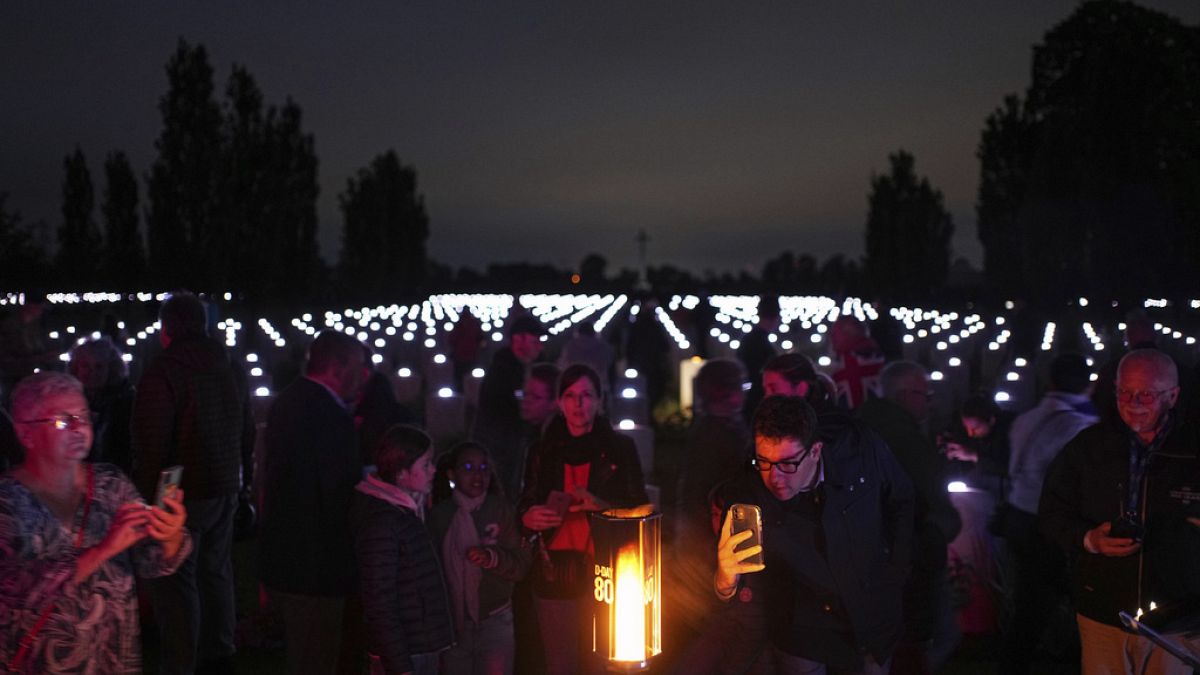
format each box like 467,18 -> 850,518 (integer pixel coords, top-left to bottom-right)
264,99 -> 322,300
57,147 -> 102,287
220,65 -> 268,294
338,151 -> 429,299
146,39 -> 222,288
864,151 -> 954,300
101,151 -> 145,289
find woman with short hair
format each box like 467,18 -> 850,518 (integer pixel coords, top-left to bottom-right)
0,371 -> 190,674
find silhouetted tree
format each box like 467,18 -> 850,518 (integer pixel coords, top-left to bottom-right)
0,195 -> 51,290
263,99 -> 322,300
762,250 -> 819,290
101,151 -> 144,289
819,254 -> 865,297
580,253 -> 608,286
339,150 -> 429,299
213,65 -> 323,301
646,264 -> 697,294
218,65 -> 266,294
146,39 -> 222,288
976,0 -> 1200,301
864,151 -> 953,300
56,147 -> 102,288
976,95 -> 1033,295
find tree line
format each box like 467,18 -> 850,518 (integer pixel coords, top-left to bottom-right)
0,39 -> 429,303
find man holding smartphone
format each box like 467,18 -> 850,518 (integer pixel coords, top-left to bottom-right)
716,395 -> 914,674
132,291 -> 252,675
1040,349 -> 1200,674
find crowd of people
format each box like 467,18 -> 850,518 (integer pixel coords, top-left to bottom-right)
1,292 -> 1199,675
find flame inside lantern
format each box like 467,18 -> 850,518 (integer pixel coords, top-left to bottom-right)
613,544 -> 646,662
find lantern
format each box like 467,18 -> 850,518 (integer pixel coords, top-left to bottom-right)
590,506 -> 662,671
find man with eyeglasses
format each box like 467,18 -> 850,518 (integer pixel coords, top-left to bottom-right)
1041,348 -> 1200,674
714,395 -> 914,674
858,360 -> 962,674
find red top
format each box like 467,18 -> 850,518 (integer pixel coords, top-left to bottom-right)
548,463 -> 593,555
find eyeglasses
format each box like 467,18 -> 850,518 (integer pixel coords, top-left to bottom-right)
457,461 -> 491,474
17,414 -> 92,431
1115,388 -> 1173,405
753,446 -> 813,474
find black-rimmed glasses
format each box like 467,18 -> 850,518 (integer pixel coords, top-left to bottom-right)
752,446 -> 813,474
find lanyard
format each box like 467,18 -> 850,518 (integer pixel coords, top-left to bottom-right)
1125,415 -> 1169,517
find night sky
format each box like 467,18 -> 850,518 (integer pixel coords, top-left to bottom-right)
2,2 -> 1197,275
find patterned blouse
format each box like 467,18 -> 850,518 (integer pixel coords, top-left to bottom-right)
0,463 -> 192,674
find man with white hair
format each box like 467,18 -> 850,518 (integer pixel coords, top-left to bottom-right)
1041,349 -> 1200,674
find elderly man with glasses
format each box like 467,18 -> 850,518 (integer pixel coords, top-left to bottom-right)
714,395 -> 914,674
858,360 -> 963,674
1040,348 -> 1200,675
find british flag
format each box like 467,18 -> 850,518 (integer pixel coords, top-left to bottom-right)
832,348 -> 885,409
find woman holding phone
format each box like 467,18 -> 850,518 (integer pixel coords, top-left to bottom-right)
0,372 -> 190,674
518,364 -> 648,675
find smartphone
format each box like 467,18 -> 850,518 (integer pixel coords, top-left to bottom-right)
730,503 -> 764,568
1109,515 -> 1144,542
545,490 -> 572,520
155,465 -> 184,508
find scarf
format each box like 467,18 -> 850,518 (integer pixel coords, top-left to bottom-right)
355,473 -> 424,521
443,490 -> 487,629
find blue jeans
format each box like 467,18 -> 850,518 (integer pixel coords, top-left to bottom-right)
441,606 -> 516,675
148,493 -> 238,675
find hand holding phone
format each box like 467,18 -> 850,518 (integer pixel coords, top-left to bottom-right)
155,466 -> 184,508
729,503 -> 765,567
716,506 -> 766,596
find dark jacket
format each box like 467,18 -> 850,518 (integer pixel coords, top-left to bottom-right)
720,409 -> 914,668
428,492 -> 531,621
131,335 -> 249,500
86,379 -> 136,475
857,398 -> 961,642
351,490 -> 454,674
1039,416 -> 1200,627
0,407 -> 18,471
472,347 -> 526,492
518,415 -> 649,516
677,413 -> 752,517
259,377 -> 360,596
355,370 -> 416,466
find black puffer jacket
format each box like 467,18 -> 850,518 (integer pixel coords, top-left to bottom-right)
350,489 -> 454,674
